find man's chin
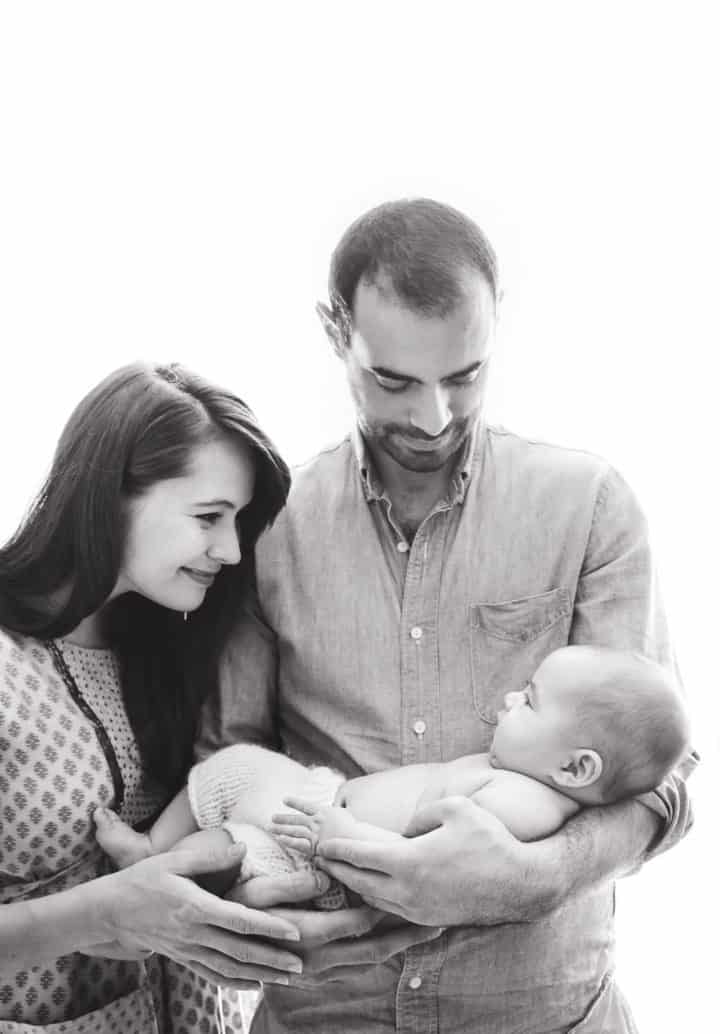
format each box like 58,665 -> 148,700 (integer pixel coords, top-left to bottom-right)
383,440 -> 461,473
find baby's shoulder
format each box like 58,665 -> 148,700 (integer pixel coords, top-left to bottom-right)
481,767 -> 579,815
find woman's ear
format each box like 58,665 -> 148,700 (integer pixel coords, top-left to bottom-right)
552,749 -> 603,789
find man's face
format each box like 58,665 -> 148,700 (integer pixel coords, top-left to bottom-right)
339,272 -> 496,474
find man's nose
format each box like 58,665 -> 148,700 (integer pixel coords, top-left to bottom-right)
410,387 -> 452,437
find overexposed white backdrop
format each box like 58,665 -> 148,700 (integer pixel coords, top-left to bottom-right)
1,3 -> 717,1029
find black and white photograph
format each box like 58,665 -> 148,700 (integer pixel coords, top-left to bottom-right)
0,4 -> 716,1032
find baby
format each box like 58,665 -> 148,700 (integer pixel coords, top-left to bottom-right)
95,645 -> 690,906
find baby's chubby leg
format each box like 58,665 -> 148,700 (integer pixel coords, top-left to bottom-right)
95,785 -> 200,869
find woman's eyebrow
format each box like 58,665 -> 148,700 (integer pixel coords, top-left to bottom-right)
193,498 -> 236,508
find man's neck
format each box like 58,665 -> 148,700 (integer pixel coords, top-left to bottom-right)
369,445 -> 455,535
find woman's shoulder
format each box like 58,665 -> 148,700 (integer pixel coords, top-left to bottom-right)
0,626 -> 55,683
0,624 -> 28,654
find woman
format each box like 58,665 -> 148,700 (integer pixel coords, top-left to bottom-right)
0,362 -> 304,1032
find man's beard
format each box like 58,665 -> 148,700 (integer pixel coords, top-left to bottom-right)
365,418 -> 474,473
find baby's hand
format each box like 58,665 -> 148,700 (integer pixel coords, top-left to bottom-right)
270,796 -> 327,857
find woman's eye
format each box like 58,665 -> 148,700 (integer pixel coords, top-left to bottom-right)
196,513 -> 221,525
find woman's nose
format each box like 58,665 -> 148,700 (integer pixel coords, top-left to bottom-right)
208,526 -> 242,566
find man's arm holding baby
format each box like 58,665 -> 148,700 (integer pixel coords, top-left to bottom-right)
312,789 -> 665,925
313,471 -> 695,926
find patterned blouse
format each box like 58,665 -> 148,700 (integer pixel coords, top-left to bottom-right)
0,628 -> 249,1034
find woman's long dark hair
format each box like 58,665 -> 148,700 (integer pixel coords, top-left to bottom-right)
0,363 -> 290,794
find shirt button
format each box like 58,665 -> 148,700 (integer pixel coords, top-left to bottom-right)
408,976 -> 423,990
397,541 -> 409,553
412,720 -> 427,738
410,626 -> 423,640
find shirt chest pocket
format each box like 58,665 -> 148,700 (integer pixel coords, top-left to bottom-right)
469,587 -> 573,723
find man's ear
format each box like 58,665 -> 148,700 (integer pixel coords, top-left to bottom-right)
315,301 -> 347,358
552,749 -> 603,790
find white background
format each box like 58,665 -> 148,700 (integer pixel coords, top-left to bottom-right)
1,3 -> 717,1029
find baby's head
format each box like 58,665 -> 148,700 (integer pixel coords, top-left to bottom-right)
489,646 -> 690,805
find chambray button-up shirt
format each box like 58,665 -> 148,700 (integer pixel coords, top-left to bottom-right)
199,423 -> 695,1034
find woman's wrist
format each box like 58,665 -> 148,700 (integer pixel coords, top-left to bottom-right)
1,878 -> 116,967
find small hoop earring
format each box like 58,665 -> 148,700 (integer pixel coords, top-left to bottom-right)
183,612 -> 188,622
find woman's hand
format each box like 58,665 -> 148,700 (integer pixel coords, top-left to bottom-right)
92,840 -> 305,987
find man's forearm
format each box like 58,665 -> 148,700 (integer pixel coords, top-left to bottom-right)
531,798 -> 662,912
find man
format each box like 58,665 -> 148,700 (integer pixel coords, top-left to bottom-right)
200,199 -> 696,1033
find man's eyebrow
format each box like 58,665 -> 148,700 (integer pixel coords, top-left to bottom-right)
369,359 -> 487,384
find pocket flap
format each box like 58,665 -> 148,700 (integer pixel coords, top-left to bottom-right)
471,588 -> 572,643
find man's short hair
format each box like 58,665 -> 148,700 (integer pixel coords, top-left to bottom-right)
328,198 -> 499,321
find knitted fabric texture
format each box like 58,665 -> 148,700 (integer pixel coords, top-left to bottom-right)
188,744 -> 348,909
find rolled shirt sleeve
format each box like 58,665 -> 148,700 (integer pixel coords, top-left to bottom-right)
571,465 -> 697,855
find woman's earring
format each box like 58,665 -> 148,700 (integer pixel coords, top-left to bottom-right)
183,612 -> 188,622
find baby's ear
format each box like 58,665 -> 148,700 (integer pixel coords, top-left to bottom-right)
553,749 -> 603,789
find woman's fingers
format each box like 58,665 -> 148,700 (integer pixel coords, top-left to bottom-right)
184,938 -> 302,976
181,957 -> 292,989
100,854 -> 303,957
193,926 -> 302,974
202,894 -> 302,941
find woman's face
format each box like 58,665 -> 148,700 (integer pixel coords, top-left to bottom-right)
116,437 -> 255,612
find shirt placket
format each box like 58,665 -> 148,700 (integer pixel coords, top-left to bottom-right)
387,501 -> 453,1032
395,505 -> 449,767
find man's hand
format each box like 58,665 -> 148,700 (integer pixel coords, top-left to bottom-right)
315,796 -> 559,926
229,864 -> 443,987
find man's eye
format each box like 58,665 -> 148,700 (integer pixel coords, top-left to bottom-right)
374,375 -> 410,393
449,371 -> 480,388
